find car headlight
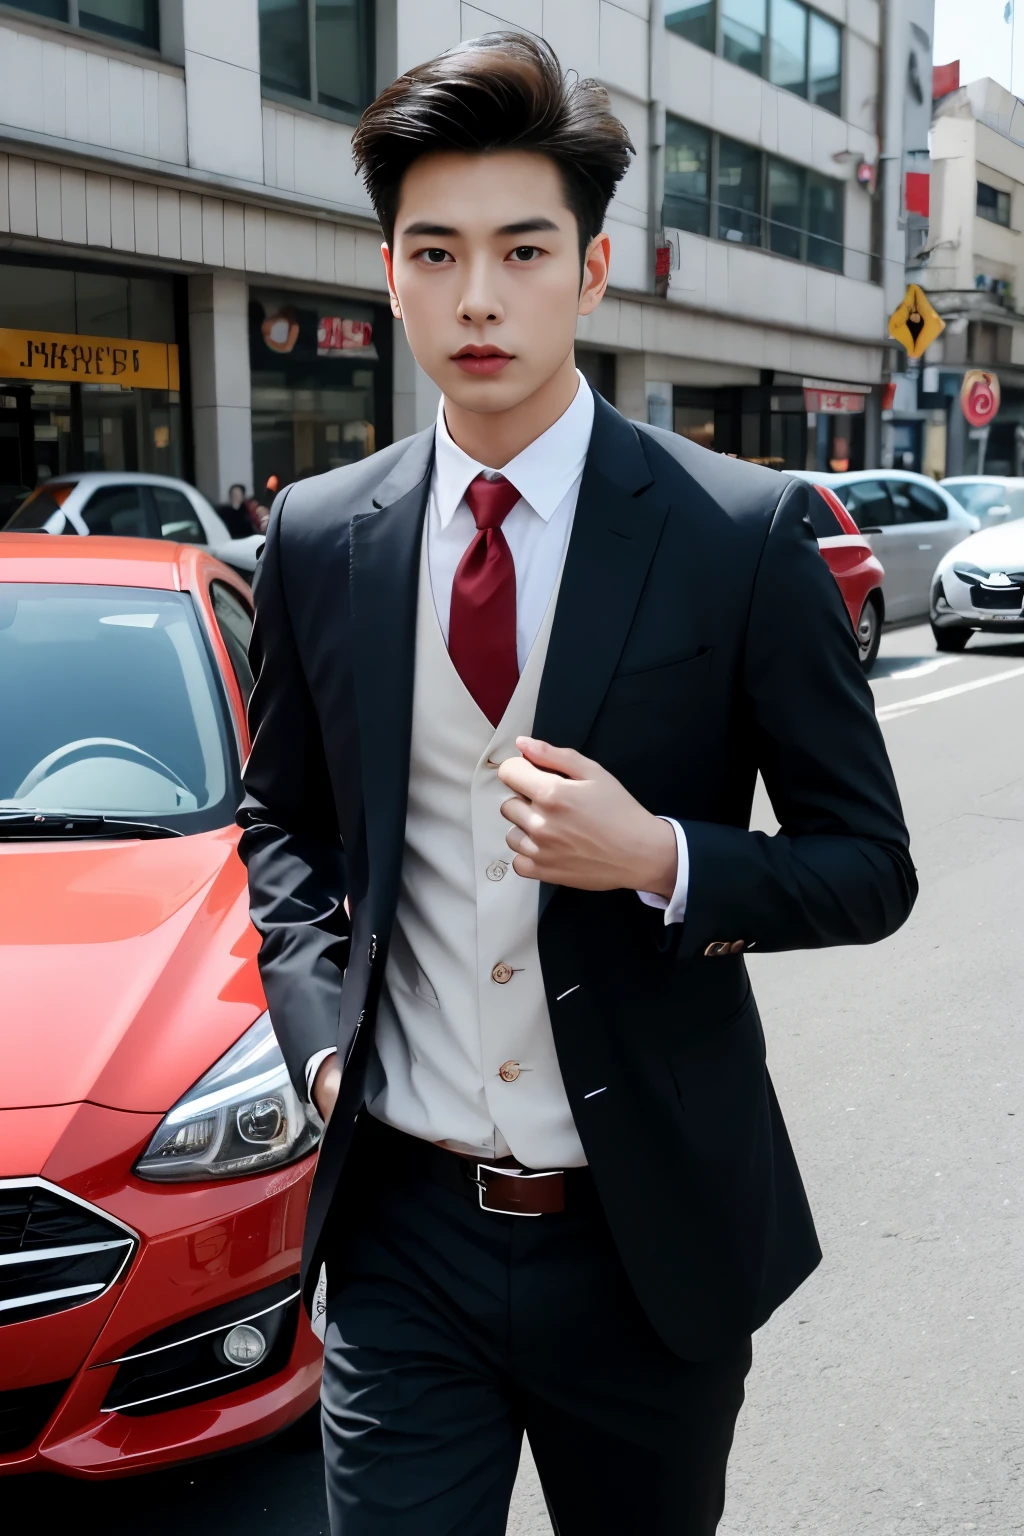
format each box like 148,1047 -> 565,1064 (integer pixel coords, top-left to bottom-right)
135,1012 -> 322,1182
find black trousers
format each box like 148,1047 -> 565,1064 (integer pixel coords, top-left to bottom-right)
321,1117 -> 752,1535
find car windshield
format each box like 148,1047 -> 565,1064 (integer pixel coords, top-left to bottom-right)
0,583 -> 240,834
945,482 -> 1024,524
3,482 -> 77,531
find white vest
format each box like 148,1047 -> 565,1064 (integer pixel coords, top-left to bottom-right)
365,522 -> 586,1168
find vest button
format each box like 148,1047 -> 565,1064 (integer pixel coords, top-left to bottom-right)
491,962 -> 513,985
485,860 -> 508,882
498,1060 -> 521,1082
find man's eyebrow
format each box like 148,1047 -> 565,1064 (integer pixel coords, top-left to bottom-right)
399,217 -> 561,238
495,218 -> 560,235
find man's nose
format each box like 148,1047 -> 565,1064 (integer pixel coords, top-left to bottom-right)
456,257 -> 504,326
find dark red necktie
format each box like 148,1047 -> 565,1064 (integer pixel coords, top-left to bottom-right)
448,474 -> 520,726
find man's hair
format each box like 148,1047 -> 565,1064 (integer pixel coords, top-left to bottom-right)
352,32 -> 634,264
229,483 -> 246,495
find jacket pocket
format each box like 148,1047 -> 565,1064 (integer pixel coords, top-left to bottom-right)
603,647 -> 713,708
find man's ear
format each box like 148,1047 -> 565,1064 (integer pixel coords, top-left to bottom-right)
578,233 -> 611,317
381,242 -> 402,321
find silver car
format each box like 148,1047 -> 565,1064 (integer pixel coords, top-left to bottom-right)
790,469 -> 977,622
1,472 -> 264,577
941,476 -> 1024,529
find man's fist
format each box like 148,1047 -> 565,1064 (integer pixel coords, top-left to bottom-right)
497,737 -> 677,897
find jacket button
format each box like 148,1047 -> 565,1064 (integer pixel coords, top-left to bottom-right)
485,860 -> 508,882
498,1060 -> 521,1082
491,962 -> 513,984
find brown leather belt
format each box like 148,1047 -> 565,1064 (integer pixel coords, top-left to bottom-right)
470,1163 -> 565,1216
361,1116 -> 576,1216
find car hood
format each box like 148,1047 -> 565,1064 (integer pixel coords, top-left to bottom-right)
0,828 -> 266,1111
936,521 -> 1024,573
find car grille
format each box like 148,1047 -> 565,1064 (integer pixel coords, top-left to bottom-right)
0,1379 -> 71,1454
0,1179 -> 137,1328
972,585 -> 1023,611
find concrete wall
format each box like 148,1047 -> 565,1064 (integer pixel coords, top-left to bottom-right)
0,16 -> 187,166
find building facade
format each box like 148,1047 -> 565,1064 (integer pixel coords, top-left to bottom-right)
0,0 -> 928,505
909,76 -> 1024,478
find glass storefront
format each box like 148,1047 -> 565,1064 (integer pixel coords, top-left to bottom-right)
672,381 -> 866,471
0,260 -> 183,521
249,289 -> 392,500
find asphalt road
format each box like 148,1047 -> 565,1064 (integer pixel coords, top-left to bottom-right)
9,621 -> 1023,1534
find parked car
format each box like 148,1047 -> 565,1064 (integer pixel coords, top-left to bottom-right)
0,535 -> 321,1478
790,469 -> 977,622
1,472 -> 264,579
942,476 -> 1024,528
804,482 -> 886,672
930,517 -> 1024,650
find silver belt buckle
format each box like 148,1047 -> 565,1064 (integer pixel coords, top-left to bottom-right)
473,1164 -> 562,1217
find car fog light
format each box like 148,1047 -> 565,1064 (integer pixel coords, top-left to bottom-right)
222,1323 -> 267,1367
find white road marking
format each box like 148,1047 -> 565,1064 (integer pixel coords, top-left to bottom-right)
876,664 -> 1024,720
872,656 -> 961,684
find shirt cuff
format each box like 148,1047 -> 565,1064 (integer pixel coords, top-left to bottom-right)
305,1047 -> 337,1103
636,818 -> 689,926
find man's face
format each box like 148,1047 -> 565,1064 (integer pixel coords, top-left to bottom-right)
383,150 -> 609,414
229,486 -> 244,508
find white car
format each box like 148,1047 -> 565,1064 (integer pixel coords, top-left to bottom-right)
1,472 -> 264,577
942,476 -> 1024,528
790,469 -> 977,622
930,518 -> 1024,650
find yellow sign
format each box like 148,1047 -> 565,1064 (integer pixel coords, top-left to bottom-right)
0,328 -> 180,390
887,284 -> 945,359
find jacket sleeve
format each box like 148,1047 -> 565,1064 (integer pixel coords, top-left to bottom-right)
236,488 -> 350,1096
675,477 -> 917,959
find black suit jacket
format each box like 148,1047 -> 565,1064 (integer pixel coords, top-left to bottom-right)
238,394 -> 916,1361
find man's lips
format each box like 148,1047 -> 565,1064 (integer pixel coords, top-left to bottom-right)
452,347 -> 513,376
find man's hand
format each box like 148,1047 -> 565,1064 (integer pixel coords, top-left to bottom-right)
312,1053 -> 341,1125
498,737 -> 678,897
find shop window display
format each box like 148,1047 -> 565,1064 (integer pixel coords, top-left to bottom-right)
0,261 -> 183,506
249,291 -> 392,502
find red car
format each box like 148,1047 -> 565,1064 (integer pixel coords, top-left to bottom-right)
807,483 -> 886,672
0,536 -> 321,1478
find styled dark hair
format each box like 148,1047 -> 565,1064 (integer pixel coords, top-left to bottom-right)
352,32 -> 634,263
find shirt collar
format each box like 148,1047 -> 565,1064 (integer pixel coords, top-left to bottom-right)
432,371 -> 595,529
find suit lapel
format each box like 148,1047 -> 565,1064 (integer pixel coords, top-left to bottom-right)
349,428 -> 434,927
533,397 -> 669,916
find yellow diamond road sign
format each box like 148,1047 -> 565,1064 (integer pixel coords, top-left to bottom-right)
888,283 -> 945,359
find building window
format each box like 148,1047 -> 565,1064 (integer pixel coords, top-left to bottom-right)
4,0 -> 159,48
249,290 -> 392,502
259,0 -> 375,119
664,1 -> 715,51
665,116 -> 844,271
664,118 -> 711,235
666,0 -> 842,116
976,181 -> 1011,227
717,136 -> 762,245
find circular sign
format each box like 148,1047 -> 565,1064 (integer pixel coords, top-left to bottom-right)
961,369 -> 1001,427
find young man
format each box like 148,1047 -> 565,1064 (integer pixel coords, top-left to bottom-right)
239,32 -> 916,1535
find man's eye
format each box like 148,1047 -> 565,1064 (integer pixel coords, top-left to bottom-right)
509,246 -> 542,262
417,248 -> 453,265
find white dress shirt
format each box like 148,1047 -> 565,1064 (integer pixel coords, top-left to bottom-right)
304,373 -> 688,1101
